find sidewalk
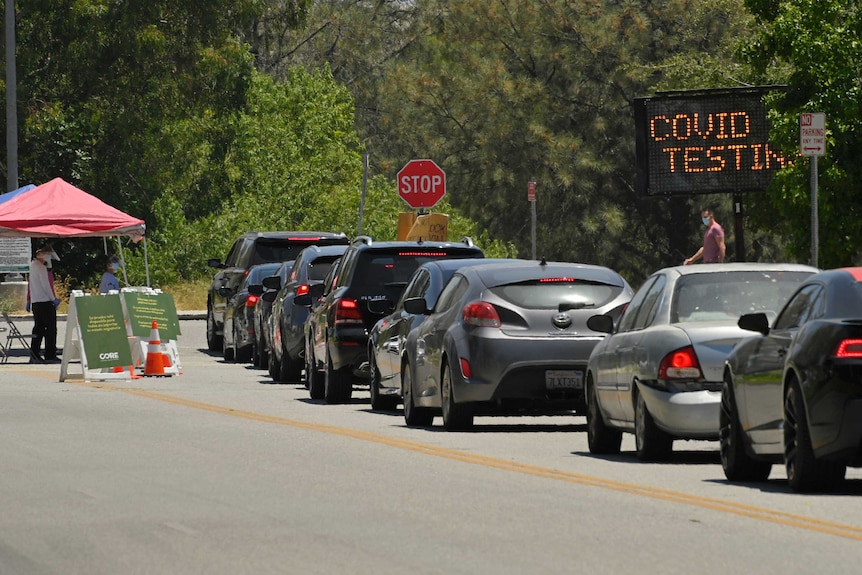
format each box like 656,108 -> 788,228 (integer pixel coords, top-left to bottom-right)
1,311 -> 206,365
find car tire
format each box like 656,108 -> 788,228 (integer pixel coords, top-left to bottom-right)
222,328 -> 235,362
403,362 -> 433,427
634,388 -> 672,461
279,343 -> 302,384
255,333 -> 268,369
307,350 -> 325,399
206,306 -> 222,352
268,349 -> 282,382
369,351 -> 398,411
441,360 -> 473,431
325,355 -> 352,404
719,378 -> 771,482
784,379 -> 846,493
585,375 -> 622,455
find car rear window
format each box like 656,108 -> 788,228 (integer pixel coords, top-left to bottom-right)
251,238 -> 346,266
672,270 -> 814,322
353,249 -> 482,298
490,279 -> 624,310
308,257 -> 339,282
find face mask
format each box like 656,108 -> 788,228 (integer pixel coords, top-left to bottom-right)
44,255 -> 52,268
702,217 -> 711,225
111,263 -> 120,273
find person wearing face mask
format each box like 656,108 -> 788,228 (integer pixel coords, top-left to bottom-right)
27,245 -> 61,363
683,208 -> 725,265
99,255 -> 122,294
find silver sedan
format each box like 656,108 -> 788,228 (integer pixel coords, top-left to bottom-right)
585,263 -> 818,461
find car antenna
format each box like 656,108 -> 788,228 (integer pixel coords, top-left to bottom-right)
540,256 -> 547,266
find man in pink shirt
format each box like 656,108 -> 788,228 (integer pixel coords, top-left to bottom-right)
684,209 -> 726,265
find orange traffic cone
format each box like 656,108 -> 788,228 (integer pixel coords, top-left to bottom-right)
144,320 -> 168,377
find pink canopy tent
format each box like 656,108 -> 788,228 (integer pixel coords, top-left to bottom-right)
0,178 -> 145,239
0,178 -> 149,284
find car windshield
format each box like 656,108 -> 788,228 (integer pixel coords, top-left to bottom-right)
490,279 -> 623,310
672,270 -> 813,323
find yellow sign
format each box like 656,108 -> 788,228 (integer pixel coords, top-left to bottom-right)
403,213 -> 449,242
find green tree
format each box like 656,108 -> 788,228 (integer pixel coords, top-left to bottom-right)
743,0 -> 862,267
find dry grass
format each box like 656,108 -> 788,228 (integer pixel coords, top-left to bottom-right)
159,278 -> 209,311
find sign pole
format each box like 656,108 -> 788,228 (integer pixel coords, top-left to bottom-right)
799,112 -> 825,268
811,155 -> 818,268
528,181 -> 537,260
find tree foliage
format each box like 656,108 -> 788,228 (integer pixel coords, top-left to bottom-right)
743,0 -> 862,267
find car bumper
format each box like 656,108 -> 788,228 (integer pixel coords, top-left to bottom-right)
329,327 -> 370,380
637,385 -> 720,439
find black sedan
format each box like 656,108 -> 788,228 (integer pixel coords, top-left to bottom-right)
222,262 -> 283,363
721,267 -> 862,492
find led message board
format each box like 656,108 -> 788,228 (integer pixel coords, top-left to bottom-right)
634,88 -> 792,196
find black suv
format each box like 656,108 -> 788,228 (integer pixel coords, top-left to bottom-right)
206,231 -> 349,351
297,236 -> 484,403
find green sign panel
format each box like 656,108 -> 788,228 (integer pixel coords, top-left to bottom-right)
123,292 -> 181,340
75,295 -> 133,369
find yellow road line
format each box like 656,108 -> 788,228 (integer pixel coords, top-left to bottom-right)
47,378 -> 862,542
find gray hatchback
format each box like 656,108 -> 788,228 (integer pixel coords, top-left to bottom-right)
401,259 -> 633,430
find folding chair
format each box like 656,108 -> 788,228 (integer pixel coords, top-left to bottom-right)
1,311 -> 40,362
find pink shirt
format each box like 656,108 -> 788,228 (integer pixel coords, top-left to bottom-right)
703,222 -> 725,263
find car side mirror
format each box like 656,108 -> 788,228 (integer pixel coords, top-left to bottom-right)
587,314 -> 615,334
262,290 -> 277,303
208,258 -> 226,269
294,293 -> 312,307
403,297 -> 429,315
262,276 -> 281,290
738,312 -> 769,335
217,286 -> 232,298
247,284 -> 264,296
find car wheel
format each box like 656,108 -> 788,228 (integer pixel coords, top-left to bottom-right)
325,355 -> 352,404
369,351 -> 398,411
307,351 -> 325,399
279,343 -> 302,384
719,378 -> 771,482
585,375 -> 622,455
634,388 -> 672,461
235,326 -> 252,363
441,360 -> 473,431
784,379 -> 846,493
403,362 -> 433,427
255,333 -> 267,368
222,330 -> 235,362
268,348 -> 282,382
206,306 -> 222,352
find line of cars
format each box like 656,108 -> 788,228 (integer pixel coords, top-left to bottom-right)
208,231 -> 862,493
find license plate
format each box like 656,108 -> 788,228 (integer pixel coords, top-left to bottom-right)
545,370 -> 583,390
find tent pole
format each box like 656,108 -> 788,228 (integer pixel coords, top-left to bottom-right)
115,236 -> 129,287
143,236 -> 150,287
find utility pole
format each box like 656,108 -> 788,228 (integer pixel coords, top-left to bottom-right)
5,0 -> 19,192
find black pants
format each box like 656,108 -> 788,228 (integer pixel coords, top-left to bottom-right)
31,301 -> 57,359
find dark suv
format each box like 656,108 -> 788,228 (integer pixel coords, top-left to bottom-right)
206,231 -> 349,351
297,236 -> 484,403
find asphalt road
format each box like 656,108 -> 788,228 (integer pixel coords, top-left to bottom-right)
1,318 -> 860,574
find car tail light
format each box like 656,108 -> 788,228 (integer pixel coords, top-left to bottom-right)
834,339 -> 862,358
462,301 -> 501,327
335,299 -> 364,325
296,284 -> 310,296
288,236 -> 320,241
246,295 -> 260,307
658,346 -> 702,379
460,358 -> 473,378
539,277 -> 576,283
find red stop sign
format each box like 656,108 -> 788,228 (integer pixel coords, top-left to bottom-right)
397,159 -> 446,209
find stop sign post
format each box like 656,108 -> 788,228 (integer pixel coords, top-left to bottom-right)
397,159 -> 446,209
